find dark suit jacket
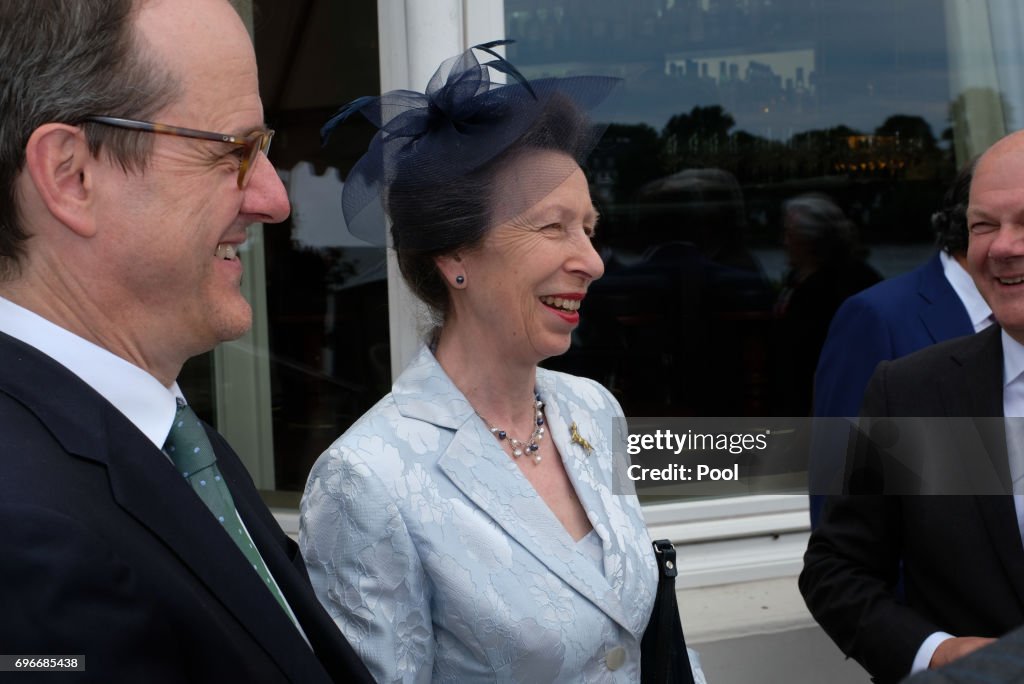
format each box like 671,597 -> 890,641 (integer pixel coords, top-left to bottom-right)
901,625 -> 1024,683
0,331 -> 373,683
810,253 -> 975,525
800,326 -> 1024,684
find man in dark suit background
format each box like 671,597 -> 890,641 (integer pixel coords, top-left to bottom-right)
809,161 -> 991,526
800,131 -> 1024,683
0,1 -> 371,681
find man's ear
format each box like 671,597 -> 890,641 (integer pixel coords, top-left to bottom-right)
22,123 -> 98,238
434,252 -> 465,289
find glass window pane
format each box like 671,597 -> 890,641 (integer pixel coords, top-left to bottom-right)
251,0 -> 385,498
505,0 -> 999,422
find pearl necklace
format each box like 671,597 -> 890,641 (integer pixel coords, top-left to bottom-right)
480,392 -> 546,464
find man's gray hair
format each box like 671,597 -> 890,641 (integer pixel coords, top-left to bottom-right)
0,0 -> 180,279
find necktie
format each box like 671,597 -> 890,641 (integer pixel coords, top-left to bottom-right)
164,399 -> 295,624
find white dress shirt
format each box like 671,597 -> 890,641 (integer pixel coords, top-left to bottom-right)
940,250 -> 993,333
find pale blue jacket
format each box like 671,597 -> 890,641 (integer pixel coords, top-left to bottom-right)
301,346 -> 702,683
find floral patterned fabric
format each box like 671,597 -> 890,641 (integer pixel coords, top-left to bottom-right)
301,346 -> 704,683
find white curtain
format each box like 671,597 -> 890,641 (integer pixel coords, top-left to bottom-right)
988,0 -> 1024,132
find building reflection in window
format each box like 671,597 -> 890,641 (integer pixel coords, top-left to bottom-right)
507,0 -> 985,419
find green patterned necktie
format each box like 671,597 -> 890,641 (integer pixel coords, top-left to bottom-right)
164,399 -> 295,625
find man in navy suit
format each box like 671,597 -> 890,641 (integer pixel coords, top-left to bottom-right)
0,1 -> 371,681
809,162 -> 992,525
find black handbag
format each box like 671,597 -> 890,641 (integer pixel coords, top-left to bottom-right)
641,539 -> 696,684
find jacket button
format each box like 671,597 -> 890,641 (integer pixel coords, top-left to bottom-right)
605,646 -> 627,670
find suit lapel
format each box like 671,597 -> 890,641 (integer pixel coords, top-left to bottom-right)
0,333 -> 324,683
948,326 -> 1006,467
916,253 -> 974,343
936,327 -> 1012,492
396,348 -> 633,632
437,416 -> 634,633
946,328 -> 1024,607
536,373 -> 632,600
536,371 -> 657,636
209,428 -> 361,682
102,414 -> 324,683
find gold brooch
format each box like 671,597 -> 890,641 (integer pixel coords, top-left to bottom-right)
569,422 -> 593,454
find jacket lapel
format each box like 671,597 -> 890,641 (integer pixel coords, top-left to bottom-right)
0,333 -> 325,683
917,253 -> 975,343
395,347 -> 634,632
946,328 -> 1024,607
933,327 -> 1011,494
540,370 -> 634,589
109,428 -> 317,671
537,372 -> 646,633
102,412 -> 324,682
948,326 -> 1007,483
209,428 -> 363,682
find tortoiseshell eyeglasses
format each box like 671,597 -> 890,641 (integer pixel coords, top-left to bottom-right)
82,116 -> 275,189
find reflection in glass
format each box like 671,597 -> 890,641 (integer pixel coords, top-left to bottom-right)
254,0 -> 387,494
506,0 -> 1017,419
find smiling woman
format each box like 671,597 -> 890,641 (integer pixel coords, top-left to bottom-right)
434,148 -> 605,365
299,43 -> 707,683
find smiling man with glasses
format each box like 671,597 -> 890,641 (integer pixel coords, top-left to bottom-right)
0,1 -> 371,682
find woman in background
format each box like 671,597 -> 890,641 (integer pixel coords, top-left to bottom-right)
775,193 -> 882,414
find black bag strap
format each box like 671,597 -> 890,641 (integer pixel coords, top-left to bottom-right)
653,539 -> 678,578
641,539 -> 696,684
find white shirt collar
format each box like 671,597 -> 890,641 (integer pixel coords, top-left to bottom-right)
940,250 -> 993,333
0,295 -> 181,449
1005,330 -> 1024,391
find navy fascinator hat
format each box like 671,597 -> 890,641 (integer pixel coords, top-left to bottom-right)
323,40 -> 620,248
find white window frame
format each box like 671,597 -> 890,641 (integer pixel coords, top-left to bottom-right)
215,0 -> 276,490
